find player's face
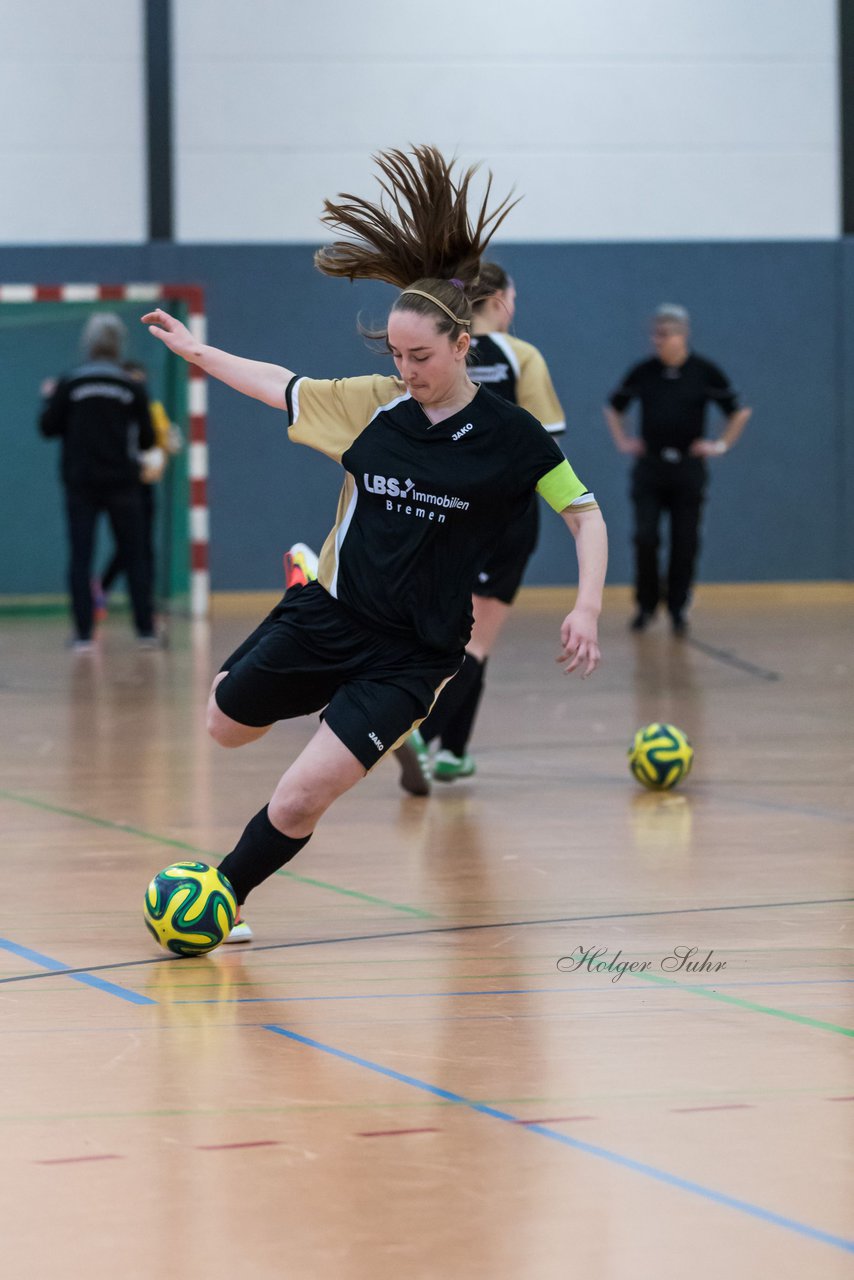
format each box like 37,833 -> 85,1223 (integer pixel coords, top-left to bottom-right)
495,282 -> 517,330
387,310 -> 471,406
652,322 -> 688,365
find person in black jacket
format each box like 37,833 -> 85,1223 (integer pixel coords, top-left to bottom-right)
604,304 -> 751,635
40,313 -> 159,649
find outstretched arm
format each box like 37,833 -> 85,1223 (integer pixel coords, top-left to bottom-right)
142,308 -> 294,410
556,505 -> 608,677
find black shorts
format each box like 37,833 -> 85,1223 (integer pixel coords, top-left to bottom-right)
214,582 -> 462,771
473,495 -> 540,605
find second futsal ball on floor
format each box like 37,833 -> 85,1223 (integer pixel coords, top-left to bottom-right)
628,723 -> 694,791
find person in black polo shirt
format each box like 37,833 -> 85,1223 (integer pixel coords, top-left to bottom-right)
604,304 -> 751,635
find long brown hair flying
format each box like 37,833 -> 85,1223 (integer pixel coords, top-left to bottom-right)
314,146 -> 520,340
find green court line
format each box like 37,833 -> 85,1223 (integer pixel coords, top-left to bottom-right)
0,1099 -> 501,1123
0,602 -> 68,617
0,1094 -> 744,1125
0,1079 -> 847,1125
0,789 -> 434,919
639,972 -> 854,1037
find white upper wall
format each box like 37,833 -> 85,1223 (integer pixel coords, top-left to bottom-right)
0,0 -> 145,244
0,0 -> 839,244
174,0 -> 840,242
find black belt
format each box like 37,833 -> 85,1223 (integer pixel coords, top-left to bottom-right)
648,446 -> 690,463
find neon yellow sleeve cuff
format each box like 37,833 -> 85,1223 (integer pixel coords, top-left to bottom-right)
536,459 -> 588,513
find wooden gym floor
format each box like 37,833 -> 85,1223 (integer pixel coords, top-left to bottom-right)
0,584 -> 852,1279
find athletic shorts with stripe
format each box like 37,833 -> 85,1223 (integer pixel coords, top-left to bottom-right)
214,582 -> 463,771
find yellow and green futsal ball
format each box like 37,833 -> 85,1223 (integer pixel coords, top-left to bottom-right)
628,723 -> 694,791
144,861 -> 236,956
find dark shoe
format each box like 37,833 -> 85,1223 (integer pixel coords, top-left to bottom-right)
670,613 -> 688,637
629,610 -> 653,632
395,729 -> 431,796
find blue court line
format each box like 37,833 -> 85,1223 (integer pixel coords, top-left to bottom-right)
0,939 -> 155,1006
263,1024 -> 854,1255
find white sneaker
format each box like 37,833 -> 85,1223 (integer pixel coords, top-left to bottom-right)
225,916 -> 253,943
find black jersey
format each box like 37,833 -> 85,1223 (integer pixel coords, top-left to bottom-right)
469,333 -> 565,434
608,354 -> 739,453
40,361 -> 154,489
285,375 -> 594,653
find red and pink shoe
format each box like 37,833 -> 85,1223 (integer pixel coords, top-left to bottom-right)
283,542 -> 319,591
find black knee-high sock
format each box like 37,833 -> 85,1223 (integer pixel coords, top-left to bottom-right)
419,654 -> 483,746
441,657 -> 487,757
218,806 -> 311,905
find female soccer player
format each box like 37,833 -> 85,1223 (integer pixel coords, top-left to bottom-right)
403,261 -> 567,785
142,146 -> 607,942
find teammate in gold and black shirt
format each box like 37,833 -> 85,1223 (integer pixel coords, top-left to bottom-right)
142,147 -> 607,943
410,262 -> 567,783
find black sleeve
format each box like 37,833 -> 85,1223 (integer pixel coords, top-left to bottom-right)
608,362 -> 645,412
39,378 -> 69,438
509,407 -> 567,495
135,386 -> 156,450
704,360 -> 740,416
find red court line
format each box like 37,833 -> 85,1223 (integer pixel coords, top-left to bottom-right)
357,1127 -> 440,1138
195,1140 -> 282,1150
828,1096 -> 854,1102
671,1105 -> 755,1113
36,1154 -> 123,1165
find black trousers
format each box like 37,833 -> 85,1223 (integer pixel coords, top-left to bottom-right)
65,484 -> 154,639
630,457 -> 707,616
102,484 -> 155,596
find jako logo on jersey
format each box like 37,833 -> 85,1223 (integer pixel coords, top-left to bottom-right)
368,731 -> 384,752
451,423 -> 473,441
363,474 -> 470,511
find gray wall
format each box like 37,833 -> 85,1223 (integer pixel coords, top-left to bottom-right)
1,239 -> 851,593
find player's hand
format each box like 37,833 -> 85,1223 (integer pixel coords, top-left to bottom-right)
40,377 -> 57,398
689,438 -> 725,458
556,608 -> 601,677
141,309 -> 198,362
618,437 -> 645,457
